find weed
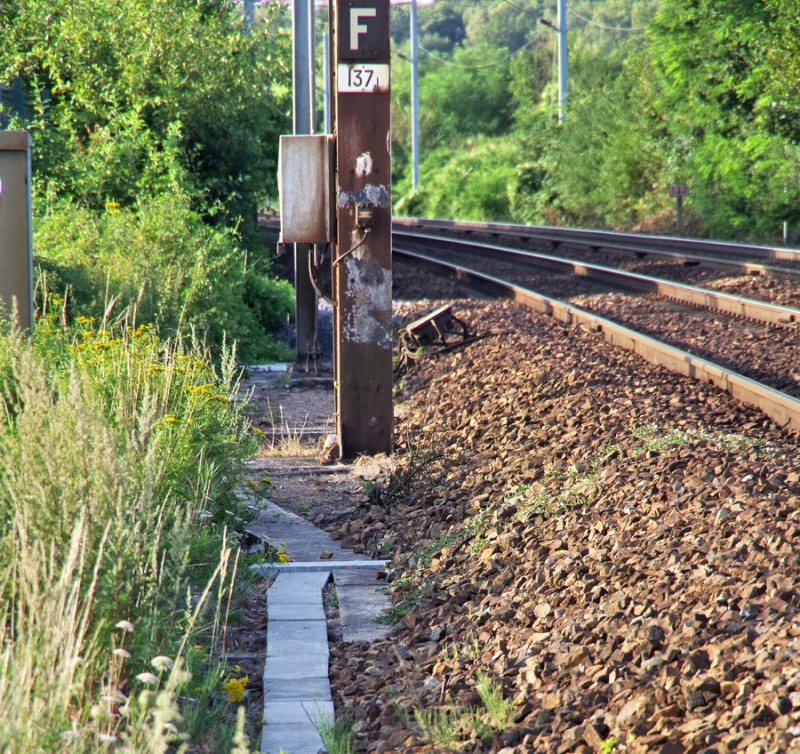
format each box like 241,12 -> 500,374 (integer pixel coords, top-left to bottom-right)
599,736 -> 619,754
376,578 -> 435,625
378,513 -> 487,626
375,598 -> 415,625
632,423 -> 761,454
413,707 -> 463,750
365,438 -> 445,509
417,512 -> 489,568
0,321 -> 258,749
379,540 -> 394,556
474,671 -> 515,729
263,540 -> 292,564
445,635 -> 482,662
317,716 -> 355,754
404,672 -> 515,751
324,587 -> 340,610
257,402 -> 327,457
506,482 -> 591,519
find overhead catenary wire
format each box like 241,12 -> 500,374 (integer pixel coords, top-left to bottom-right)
568,8 -> 645,33
416,34 -> 540,69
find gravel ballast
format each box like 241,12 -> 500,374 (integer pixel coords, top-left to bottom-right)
323,295 -> 800,754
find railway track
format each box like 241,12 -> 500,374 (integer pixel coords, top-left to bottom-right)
391,229 -> 800,435
335,290 -> 800,754
257,217 -> 800,751
394,217 -> 800,271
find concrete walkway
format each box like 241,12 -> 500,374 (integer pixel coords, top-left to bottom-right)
249,502 -> 391,754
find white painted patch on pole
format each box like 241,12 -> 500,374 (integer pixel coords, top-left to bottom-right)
356,151 -> 373,177
342,257 -> 392,349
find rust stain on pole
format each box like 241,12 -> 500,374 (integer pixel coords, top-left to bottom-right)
334,0 -> 392,457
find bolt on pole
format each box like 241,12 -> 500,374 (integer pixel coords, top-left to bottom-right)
333,0 -> 393,457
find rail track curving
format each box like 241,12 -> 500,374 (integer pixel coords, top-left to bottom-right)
391,227 -> 800,434
394,217 -> 800,271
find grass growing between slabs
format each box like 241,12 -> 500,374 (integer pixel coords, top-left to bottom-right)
0,318 -> 266,752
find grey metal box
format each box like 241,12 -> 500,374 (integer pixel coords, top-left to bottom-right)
278,134 -> 334,244
0,131 -> 33,332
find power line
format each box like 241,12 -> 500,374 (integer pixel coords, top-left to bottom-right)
568,8 -> 646,33
416,33 -> 540,68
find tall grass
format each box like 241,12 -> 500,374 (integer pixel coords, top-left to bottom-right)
0,319 -> 259,751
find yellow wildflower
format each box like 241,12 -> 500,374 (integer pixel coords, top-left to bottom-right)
186,384 -> 216,395
222,676 -> 249,703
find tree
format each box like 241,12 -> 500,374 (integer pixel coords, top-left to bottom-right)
645,0 -> 800,239
0,0 -> 295,359
0,0 -> 290,239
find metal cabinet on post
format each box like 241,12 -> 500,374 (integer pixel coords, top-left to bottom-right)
0,131 -> 34,333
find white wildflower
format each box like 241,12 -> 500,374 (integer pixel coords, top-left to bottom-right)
115,620 -> 135,632
112,648 -> 131,659
101,690 -> 128,704
151,655 -> 174,671
135,672 -> 159,684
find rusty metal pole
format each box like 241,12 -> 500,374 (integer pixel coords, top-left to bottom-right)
333,0 -> 393,457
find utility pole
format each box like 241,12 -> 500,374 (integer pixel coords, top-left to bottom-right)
292,0 -> 319,369
323,20 -> 332,133
243,0 -> 255,32
410,0 -> 420,190
333,0 -> 393,457
540,0 -> 568,122
557,0 -> 568,121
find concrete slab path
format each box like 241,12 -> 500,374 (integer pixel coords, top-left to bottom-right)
250,500 -> 391,754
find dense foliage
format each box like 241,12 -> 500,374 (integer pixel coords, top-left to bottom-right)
391,0 -> 800,242
0,321 -> 266,750
1,0 -> 293,359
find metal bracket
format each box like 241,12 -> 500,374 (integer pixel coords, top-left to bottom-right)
395,305 -> 473,373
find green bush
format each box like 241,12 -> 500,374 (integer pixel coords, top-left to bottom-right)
0,0 -> 290,236
397,137 -> 522,220
34,193 -> 293,363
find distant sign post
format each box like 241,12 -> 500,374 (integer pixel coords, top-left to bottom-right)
0,131 -> 34,333
668,183 -> 689,234
333,0 -> 393,457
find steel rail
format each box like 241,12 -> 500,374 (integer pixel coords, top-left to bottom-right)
395,231 -> 800,327
393,217 -> 800,279
394,246 -> 800,434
